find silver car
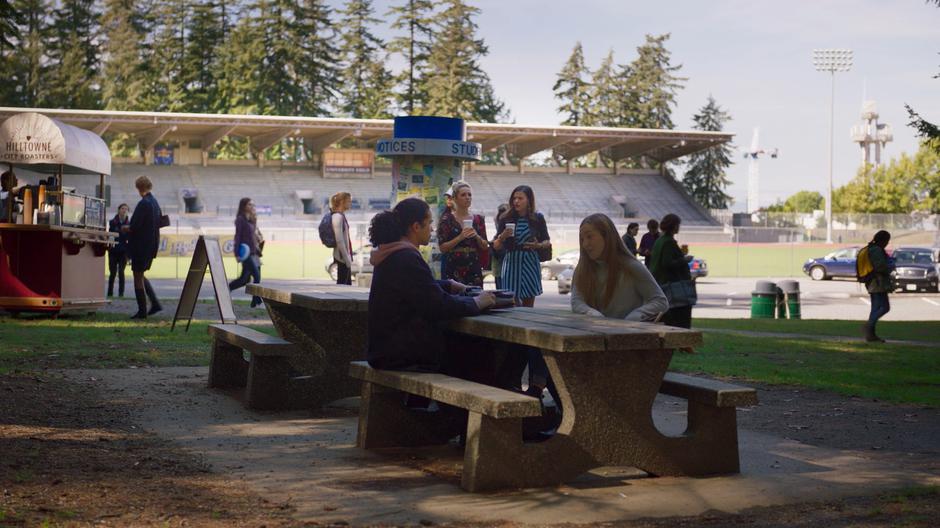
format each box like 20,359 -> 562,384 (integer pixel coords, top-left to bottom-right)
541,249 -> 581,280
557,267 -> 574,294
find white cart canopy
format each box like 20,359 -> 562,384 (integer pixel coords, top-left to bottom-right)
0,112 -> 111,176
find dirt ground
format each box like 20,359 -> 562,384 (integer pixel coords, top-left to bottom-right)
2,369 -> 938,527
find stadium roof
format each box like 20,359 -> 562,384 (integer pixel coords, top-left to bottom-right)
0,107 -> 732,163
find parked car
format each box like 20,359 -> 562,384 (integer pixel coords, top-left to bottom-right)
557,255 -> 708,295
541,249 -> 581,280
890,247 -> 939,293
802,247 -> 861,281
557,267 -> 574,294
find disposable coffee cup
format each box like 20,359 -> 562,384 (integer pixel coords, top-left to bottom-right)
462,218 -> 473,229
505,223 -> 515,237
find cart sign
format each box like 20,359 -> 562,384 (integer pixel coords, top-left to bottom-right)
0,112 -> 111,175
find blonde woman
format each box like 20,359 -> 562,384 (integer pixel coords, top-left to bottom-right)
571,213 -> 667,321
437,181 -> 488,287
330,192 -> 354,285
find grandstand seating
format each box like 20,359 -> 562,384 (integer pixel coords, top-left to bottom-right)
94,163 -> 716,227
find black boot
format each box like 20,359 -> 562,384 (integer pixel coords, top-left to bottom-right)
144,279 -> 162,315
118,276 -> 125,298
107,275 -> 115,297
131,288 -> 147,319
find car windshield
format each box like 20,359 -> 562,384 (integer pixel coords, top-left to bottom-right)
894,250 -> 935,265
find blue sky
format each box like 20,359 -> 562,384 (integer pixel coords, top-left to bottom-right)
370,1 -> 939,211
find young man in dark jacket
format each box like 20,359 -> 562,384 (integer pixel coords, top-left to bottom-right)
863,230 -> 893,342
367,198 -> 495,372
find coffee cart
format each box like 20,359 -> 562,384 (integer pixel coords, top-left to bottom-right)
0,112 -> 115,315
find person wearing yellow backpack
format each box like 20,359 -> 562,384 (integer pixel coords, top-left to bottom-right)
859,230 -> 893,342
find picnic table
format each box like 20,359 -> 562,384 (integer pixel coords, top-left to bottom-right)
248,283 -> 756,491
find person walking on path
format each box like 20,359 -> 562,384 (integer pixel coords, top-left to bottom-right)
573,214 -> 667,321
125,176 -> 162,319
649,214 -> 694,329
228,197 -> 263,308
862,230 -> 893,342
438,182 -> 489,287
107,203 -> 130,297
330,192 -> 354,285
492,185 -> 550,307
638,219 -> 660,267
622,222 -> 639,256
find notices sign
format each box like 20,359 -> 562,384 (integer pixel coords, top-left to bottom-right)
154,144 -> 174,165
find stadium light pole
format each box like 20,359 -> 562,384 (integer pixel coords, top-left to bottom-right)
813,48 -> 852,244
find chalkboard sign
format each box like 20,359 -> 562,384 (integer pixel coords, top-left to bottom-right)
171,236 -> 236,331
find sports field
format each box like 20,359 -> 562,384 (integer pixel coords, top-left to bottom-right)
140,242 -> 834,280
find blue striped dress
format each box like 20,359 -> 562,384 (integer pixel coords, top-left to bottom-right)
501,218 -> 542,299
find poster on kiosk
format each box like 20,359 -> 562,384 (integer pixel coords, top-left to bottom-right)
0,112 -> 114,314
374,116 -> 482,278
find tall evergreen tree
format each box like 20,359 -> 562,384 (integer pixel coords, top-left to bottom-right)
585,50 -> 617,127
682,96 -> 734,209
0,0 -> 24,48
386,0 -> 434,114
1,0 -> 48,106
424,0 -> 504,122
337,0 -> 392,118
150,0 -> 189,111
100,0 -> 151,111
183,0 -> 228,112
618,33 -> 685,129
294,0 -> 340,117
553,42 -> 591,126
46,0 -> 101,108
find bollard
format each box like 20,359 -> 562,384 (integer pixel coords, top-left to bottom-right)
778,280 -> 801,319
750,280 -> 777,319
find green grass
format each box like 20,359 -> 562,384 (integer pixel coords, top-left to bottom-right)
672,331 -> 940,406
693,319 -> 940,343
0,312 -> 275,373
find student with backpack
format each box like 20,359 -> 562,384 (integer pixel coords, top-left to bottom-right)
857,230 -> 893,342
321,192 -> 353,285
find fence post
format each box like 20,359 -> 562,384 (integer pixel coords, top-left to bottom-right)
301,226 -> 306,279
175,217 -> 180,280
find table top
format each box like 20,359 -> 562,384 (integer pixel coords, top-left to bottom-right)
249,283 -> 702,353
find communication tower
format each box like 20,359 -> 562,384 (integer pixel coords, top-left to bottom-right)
743,128 -> 778,213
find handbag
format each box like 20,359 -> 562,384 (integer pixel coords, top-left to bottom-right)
662,279 -> 698,308
158,214 -> 170,228
534,212 -> 552,262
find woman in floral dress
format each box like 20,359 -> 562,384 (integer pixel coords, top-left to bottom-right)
437,181 -> 489,287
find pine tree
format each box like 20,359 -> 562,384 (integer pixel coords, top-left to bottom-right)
586,50 -> 617,127
618,34 -> 685,129
46,0 -> 101,108
682,96 -> 734,209
150,0 -> 189,112
424,0 -> 504,122
337,0 -> 392,118
183,0 -> 227,113
386,0 -> 434,114
1,0 -> 47,106
294,0 -> 340,117
553,42 -> 591,126
0,0 -> 24,48
100,0 -> 151,111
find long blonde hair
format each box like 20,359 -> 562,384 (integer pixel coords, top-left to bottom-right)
572,213 -> 637,309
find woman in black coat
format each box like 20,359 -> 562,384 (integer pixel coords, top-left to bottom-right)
107,203 -> 130,297
125,176 -> 163,319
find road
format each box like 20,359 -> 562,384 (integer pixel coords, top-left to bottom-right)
148,276 -> 940,322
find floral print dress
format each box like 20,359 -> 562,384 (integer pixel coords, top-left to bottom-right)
437,210 -> 488,287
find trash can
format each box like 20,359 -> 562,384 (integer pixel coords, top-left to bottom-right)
778,280 -> 801,319
751,280 -> 777,319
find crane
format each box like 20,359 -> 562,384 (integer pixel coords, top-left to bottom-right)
743,127 -> 779,214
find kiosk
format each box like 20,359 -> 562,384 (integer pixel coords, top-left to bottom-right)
0,112 -> 114,314
374,116 -> 482,277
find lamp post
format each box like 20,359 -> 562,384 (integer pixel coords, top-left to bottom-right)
813,48 -> 852,244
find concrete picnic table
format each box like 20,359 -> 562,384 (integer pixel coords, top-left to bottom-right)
247,284 -> 754,489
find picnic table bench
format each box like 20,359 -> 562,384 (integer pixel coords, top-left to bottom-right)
207,323 -> 299,410
248,285 -> 758,491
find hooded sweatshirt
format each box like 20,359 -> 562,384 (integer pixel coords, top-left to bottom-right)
367,240 -> 480,371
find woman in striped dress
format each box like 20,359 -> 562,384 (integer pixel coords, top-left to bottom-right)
492,185 -> 550,307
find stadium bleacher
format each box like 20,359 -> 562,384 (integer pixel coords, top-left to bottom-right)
65,164 -> 717,229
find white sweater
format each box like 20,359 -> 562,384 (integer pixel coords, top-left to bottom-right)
332,212 -> 353,267
570,258 -> 668,321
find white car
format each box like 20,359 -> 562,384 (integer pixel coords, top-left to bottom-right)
557,267 -> 574,294
541,249 -> 581,280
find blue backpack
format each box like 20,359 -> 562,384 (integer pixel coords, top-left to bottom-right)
318,212 -> 336,248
